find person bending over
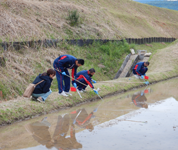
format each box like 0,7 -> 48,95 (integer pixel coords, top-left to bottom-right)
72,68 -> 98,95
133,61 -> 149,79
53,54 -> 84,97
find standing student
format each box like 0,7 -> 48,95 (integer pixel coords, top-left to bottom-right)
133,61 -> 149,79
53,54 -> 84,97
72,68 -> 98,94
32,69 -> 56,103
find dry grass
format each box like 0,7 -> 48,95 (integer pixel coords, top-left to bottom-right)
0,46 -> 62,99
149,40 -> 178,73
1,0 -> 178,41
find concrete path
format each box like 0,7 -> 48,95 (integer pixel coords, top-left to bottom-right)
119,54 -> 138,78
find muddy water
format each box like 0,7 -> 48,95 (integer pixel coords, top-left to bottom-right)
0,78 -> 178,150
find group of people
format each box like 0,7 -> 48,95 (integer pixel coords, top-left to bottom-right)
31,54 -> 150,103
31,54 -> 98,103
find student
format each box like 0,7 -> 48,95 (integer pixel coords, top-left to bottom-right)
53,54 -> 84,97
133,61 -> 149,79
72,68 -> 98,94
31,69 -> 56,103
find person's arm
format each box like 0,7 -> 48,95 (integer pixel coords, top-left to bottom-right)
83,76 -> 94,89
71,66 -> 77,81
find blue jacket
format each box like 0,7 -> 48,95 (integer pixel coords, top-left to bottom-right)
53,55 -> 78,80
33,74 -> 53,94
133,62 -> 146,76
73,70 -> 94,89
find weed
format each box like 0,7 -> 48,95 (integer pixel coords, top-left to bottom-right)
67,10 -> 79,26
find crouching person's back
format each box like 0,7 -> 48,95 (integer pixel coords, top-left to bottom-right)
32,69 -> 56,103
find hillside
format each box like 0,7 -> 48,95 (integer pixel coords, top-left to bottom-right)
1,0 -> 178,42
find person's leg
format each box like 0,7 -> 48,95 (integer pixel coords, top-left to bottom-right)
40,89 -> 52,101
54,64 -> 64,93
133,69 -> 141,79
64,69 -> 70,92
32,89 -> 52,101
77,80 -> 87,91
140,67 -> 148,75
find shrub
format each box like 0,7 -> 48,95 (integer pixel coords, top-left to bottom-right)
67,10 -> 79,26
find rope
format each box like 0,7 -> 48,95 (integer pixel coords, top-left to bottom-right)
98,80 -> 146,84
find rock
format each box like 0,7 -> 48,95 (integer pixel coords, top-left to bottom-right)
145,43 -> 153,47
144,52 -> 152,57
98,64 -> 105,68
45,57 -> 53,64
130,49 -> 135,55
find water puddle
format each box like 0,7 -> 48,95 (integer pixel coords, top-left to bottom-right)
0,78 -> 178,150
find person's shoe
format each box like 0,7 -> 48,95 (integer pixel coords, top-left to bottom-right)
134,75 -> 140,79
37,97 -> 45,103
31,96 -> 37,101
64,92 -> 72,96
79,90 -> 83,93
59,91 -> 68,97
81,89 -> 86,92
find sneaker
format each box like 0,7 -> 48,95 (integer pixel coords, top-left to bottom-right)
81,89 -> 86,92
59,91 -> 68,97
31,96 -> 37,101
79,90 -> 83,93
64,92 -> 72,96
37,97 -> 45,103
134,75 -> 140,79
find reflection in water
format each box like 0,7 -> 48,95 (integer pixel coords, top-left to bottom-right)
1,78 -> 178,150
71,108 -> 95,132
131,88 -> 151,109
26,118 -> 54,149
53,114 -> 82,150
26,108 -> 96,150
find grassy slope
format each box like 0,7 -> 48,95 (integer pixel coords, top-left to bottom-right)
1,0 -> 178,41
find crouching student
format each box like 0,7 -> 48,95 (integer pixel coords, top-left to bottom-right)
133,61 -> 149,79
72,68 -> 98,94
31,69 -> 56,103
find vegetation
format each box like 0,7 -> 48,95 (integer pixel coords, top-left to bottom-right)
67,10 -> 79,26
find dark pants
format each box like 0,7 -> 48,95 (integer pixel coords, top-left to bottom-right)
54,64 -> 70,93
76,79 -> 87,91
133,67 -> 148,76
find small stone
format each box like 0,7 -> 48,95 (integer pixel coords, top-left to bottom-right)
98,64 -> 105,68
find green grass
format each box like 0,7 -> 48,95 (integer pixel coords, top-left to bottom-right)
58,40 -> 134,80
